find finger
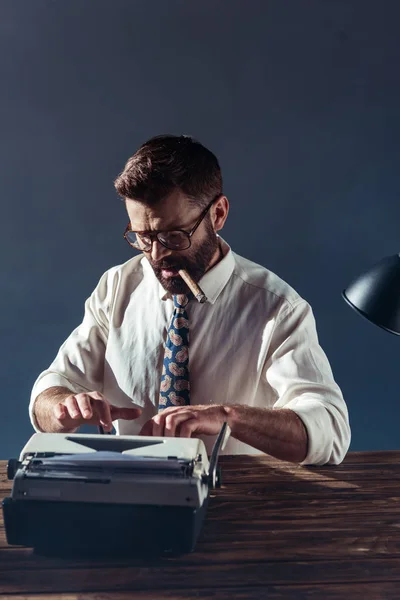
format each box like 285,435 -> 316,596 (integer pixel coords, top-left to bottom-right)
94,399 -> 113,431
150,405 -> 189,435
149,413 -> 164,437
85,391 -> 108,423
53,401 -> 68,421
151,407 -> 190,436
111,406 -> 142,421
88,390 -> 104,400
75,394 -> 94,420
164,411 -> 196,437
179,416 -> 199,438
64,395 -> 84,420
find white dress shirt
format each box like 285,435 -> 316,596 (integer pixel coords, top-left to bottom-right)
29,237 -> 351,465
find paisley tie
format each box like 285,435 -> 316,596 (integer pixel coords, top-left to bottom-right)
159,294 -> 192,411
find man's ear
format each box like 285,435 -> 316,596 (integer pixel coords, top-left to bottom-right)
213,195 -> 229,232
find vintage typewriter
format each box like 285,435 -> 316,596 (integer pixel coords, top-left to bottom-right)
2,424 -> 229,555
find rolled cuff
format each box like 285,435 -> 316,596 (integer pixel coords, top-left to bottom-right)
284,398 -> 349,466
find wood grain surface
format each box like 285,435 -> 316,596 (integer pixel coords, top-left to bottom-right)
1,451 -> 400,599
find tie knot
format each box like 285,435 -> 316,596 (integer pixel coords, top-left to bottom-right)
173,293 -> 192,308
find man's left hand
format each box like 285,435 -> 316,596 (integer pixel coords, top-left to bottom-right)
139,404 -> 229,437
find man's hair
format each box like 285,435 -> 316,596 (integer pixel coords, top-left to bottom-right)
114,134 -> 223,208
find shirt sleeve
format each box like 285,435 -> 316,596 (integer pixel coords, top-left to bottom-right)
265,300 -> 351,466
29,269 -> 114,431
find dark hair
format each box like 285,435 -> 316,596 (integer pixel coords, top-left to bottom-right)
114,134 -> 223,207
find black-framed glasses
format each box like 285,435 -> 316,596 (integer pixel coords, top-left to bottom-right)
124,193 -> 222,252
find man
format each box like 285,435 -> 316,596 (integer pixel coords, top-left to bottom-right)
30,134 -> 351,465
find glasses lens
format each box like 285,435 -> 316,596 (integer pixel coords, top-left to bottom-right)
124,232 -> 151,250
135,234 -> 152,250
125,231 -> 137,245
158,231 -> 190,250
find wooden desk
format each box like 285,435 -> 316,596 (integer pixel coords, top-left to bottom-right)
1,451 -> 400,599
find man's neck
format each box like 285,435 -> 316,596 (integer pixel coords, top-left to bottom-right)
206,240 -> 224,273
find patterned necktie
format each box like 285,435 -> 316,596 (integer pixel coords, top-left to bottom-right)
159,294 -> 192,412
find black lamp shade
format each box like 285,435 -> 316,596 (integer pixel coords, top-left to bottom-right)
342,254 -> 400,336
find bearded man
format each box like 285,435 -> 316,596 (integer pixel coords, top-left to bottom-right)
30,135 -> 350,465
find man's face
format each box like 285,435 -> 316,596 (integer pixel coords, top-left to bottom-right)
125,189 -> 219,295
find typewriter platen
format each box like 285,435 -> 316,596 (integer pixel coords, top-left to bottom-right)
2,424 -> 230,555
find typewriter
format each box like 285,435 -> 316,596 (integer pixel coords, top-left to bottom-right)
2,424 -> 229,555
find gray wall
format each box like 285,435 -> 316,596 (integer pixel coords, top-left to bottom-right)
1,0 -> 399,459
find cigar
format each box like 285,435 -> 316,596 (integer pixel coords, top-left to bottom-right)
178,269 -> 207,303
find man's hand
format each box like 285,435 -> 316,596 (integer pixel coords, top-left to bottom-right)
139,404 -> 228,437
54,391 -> 142,432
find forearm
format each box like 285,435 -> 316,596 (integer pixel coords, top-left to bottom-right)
225,405 -> 308,463
34,386 -> 79,433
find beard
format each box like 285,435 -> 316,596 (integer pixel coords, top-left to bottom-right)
149,219 -> 219,295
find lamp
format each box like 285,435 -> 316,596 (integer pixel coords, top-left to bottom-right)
342,254 -> 400,335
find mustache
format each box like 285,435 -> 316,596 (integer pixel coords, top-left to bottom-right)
151,260 -> 186,270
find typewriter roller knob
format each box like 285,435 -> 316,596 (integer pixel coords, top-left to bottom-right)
7,459 -> 21,480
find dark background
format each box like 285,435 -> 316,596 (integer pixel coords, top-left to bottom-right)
1,0 -> 399,459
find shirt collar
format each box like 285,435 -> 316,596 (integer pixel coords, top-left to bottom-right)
141,235 -> 235,304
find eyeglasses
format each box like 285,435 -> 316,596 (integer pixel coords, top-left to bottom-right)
124,193 -> 222,252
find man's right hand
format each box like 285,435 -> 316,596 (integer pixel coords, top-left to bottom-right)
53,391 -> 142,432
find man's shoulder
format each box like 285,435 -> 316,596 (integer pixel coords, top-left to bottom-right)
231,251 -> 305,310
94,254 -> 146,297
102,254 -> 144,280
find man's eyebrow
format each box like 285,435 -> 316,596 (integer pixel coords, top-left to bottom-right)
132,226 -> 179,234
131,219 -> 194,234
